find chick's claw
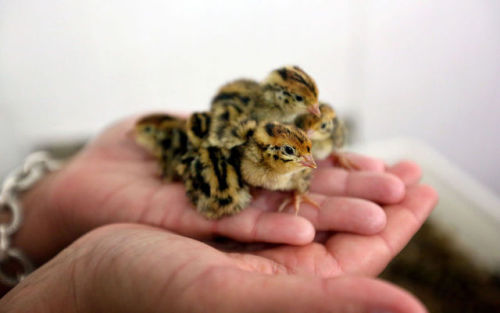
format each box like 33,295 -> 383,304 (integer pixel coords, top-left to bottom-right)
330,152 -> 360,171
278,192 -> 320,216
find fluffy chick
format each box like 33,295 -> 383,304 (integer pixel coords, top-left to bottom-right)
178,145 -> 251,219
183,120 -> 318,217
134,113 -> 318,218
208,65 -> 320,148
295,103 -> 358,170
185,112 -> 211,148
240,121 -> 319,214
258,65 -> 320,122
179,115 -> 257,219
134,112 -> 253,219
133,114 -> 188,180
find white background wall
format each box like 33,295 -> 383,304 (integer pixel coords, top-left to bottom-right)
1,0 -> 499,195
359,1 -> 500,194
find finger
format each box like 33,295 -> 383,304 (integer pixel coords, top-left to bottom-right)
214,209 -> 315,245
252,191 -> 386,234
154,185 -> 384,245
298,195 -> 387,234
316,152 -> 385,172
136,184 -> 315,245
207,268 -> 427,313
311,168 -> 405,204
325,185 -> 438,276
387,160 -> 422,186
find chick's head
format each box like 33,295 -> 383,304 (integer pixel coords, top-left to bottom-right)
296,103 -> 339,141
133,114 -> 164,151
133,114 -> 183,153
254,122 -> 316,173
262,65 -> 320,117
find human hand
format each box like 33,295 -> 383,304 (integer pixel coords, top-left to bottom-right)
1,224 -> 428,313
15,115 -> 429,266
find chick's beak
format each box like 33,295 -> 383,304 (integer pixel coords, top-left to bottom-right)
306,129 -> 315,138
308,103 -> 321,117
300,154 -> 317,168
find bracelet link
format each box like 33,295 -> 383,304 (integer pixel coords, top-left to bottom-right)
0,248 -> 34,287
0,225 -> 10,261
0,151 -> 61,287
0,193 -> 22,237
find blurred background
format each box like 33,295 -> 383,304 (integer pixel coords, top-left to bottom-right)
1,0 -> 499,192
1,0 -> 499,310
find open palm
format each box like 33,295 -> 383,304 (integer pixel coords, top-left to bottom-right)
6,224 -> 429,313
20,115 -> 437,279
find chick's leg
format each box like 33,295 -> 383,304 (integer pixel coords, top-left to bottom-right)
278,191 -> 320,215
330,151 -> 360,171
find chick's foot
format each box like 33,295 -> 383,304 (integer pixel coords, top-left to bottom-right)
330,152 -> 360,171
278,191 -> 320,215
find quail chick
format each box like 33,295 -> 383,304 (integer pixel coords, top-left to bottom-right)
240,121 -> 319,215
295,103 -> 358,170
134,113 -> 318,218
208,65 -> 321,148
183,120 -> 318,217
185,111 -> 211,148
178,116 -> 258,219
133,114 -> 188,181
134,112 -> 253,219
178,145 -> 252,219
257,65 -> 320,122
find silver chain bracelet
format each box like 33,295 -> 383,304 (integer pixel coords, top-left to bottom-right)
0,151 -> 61,287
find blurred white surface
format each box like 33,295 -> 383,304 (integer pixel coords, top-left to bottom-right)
1,0 -> 499,196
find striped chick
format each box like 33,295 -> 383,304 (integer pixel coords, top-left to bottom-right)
133,114 -> 188,181
208,65 -> 320,149
295,102 -> 358,170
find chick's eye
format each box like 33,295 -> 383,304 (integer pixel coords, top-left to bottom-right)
144,126 -> 153,133
294,95 -> 303,102
283,145 -> 295,155
321,123 -> 327,129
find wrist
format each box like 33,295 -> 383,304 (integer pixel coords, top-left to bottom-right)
13,170 -> 67,265
0,151 -> 68,291
0,223 -> 87,312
